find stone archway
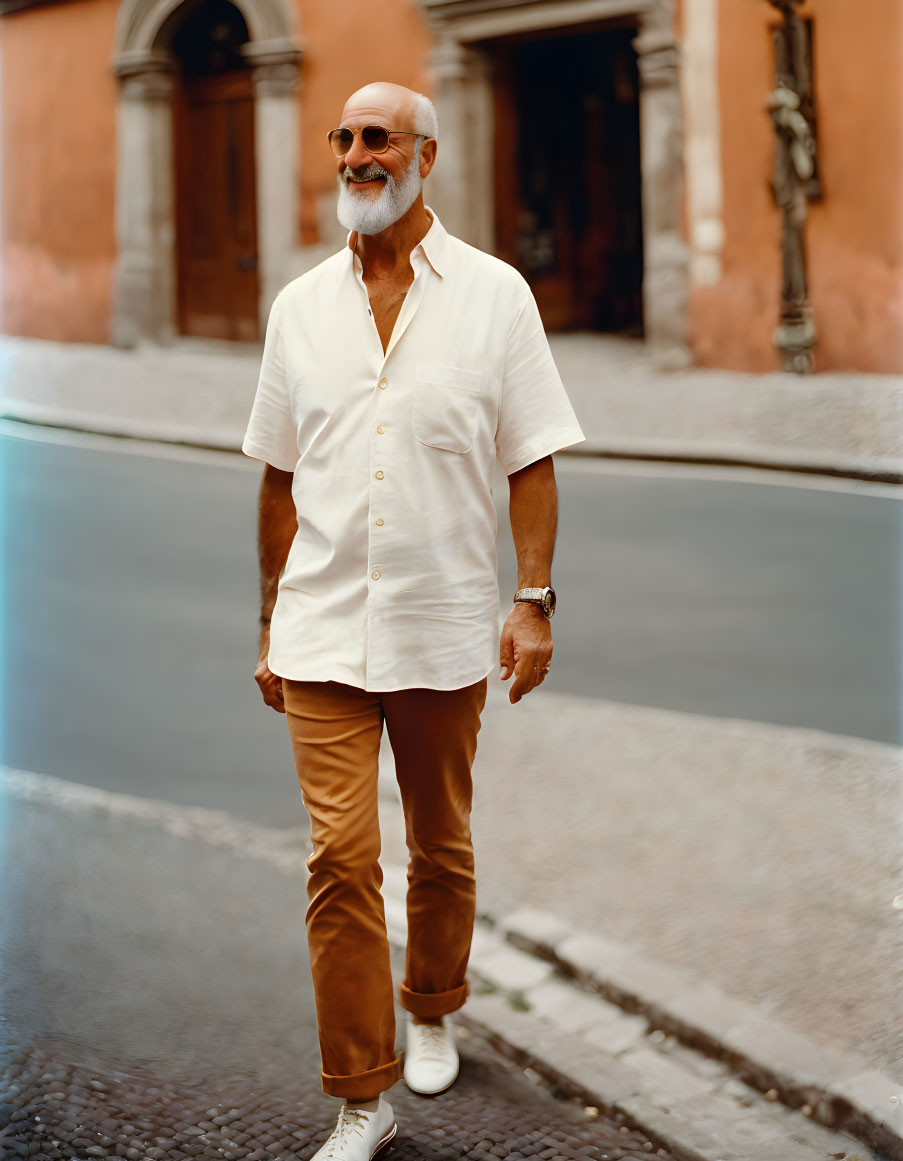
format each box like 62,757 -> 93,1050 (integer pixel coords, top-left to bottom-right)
417,0 -> 690,361
110,0 -> 303,346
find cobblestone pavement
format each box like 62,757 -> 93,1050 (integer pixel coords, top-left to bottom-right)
0,1029 -> 670,1161
0,792 -> 671,1161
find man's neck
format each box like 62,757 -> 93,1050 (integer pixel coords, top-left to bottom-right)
350,199 -> 432,279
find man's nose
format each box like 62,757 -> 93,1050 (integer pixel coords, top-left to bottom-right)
343,132 -> 373,170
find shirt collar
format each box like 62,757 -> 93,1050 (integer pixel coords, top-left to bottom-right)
345,205 -> 448,279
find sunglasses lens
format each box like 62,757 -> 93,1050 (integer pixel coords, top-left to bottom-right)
329,128 -> 354,156
361,126 -> 390,153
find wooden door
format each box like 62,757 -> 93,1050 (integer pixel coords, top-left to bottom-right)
492,29 -> 644,335
173,70 -> 260,342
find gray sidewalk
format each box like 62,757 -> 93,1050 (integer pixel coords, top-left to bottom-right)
374,687 -> 903,1084
1,331 -> 901,480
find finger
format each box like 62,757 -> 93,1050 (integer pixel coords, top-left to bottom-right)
499,632 -> 515,680
256,669 -> 287,713
521,661 -> 552,698
508,662 -> 537,704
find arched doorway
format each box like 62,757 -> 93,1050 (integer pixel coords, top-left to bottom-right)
168,0 -> 260,340
110,0 -> 302,347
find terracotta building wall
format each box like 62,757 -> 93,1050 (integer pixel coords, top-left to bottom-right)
1,0 -> 120,343
689,0 -> 787,371
4,0 -> 898,369
690,0 -> 902,372
293,0 -> 435,246
804,0 -> 902,372
0,0 -> 434,343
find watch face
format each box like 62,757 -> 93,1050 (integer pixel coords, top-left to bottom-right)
543,587 -> 557,616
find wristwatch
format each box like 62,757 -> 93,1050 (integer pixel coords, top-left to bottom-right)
514,586 -> 556,618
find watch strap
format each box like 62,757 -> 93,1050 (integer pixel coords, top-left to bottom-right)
514,585 -> 556,617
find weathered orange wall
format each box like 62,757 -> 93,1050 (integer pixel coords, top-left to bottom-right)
804,0 -> 903,372
0,0 -> 120,342
690,0 -> 783,371
0,0 -> 434,342
690,0 -> 902,372
3,0 -> 899,369
293,0 -> 436,245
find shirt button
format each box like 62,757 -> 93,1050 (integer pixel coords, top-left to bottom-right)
374,470 -> 384,479
376,424 -> 386,434
375,518 -> 384,526
378,377 -> 388,389
371,569 -> 381,580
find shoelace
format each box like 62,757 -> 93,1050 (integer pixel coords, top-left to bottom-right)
326,1104 -> 369,1157
415,1022 -> 453,1061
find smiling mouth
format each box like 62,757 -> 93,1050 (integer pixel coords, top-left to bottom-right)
347,175 -> 387,185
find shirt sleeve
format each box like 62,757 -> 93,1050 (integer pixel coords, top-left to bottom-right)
494,283 -> 587,475
241,293 -> 299,473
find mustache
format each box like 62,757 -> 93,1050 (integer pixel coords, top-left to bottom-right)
342,162 -> 391,185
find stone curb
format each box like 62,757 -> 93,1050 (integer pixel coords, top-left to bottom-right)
480,904 -> 902,1161
0,403 -> 242,454
2,404 -> 901,485
380,875 -> 880,1161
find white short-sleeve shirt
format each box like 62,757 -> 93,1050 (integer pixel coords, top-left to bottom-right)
242,207 -> 586,691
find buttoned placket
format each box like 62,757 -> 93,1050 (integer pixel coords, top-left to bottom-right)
350,244 -> 433,687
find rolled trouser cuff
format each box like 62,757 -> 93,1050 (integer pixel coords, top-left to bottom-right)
320,1054 -> 403,1100
398,979 -> 469,1018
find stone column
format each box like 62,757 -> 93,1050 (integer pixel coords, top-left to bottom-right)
244,41 -> 303,326
111,52 -> 178,347
681,0 -> 724,288
633,8 -> 691,365
427,36 -> 494,252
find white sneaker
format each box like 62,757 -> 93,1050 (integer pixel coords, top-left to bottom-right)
403,1015 -> 459,1095
308,1095 -> 396,1160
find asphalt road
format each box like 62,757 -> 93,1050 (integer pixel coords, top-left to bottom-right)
1,426 -> 899,834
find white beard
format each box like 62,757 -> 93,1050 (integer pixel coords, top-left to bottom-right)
336,150 -> 423,236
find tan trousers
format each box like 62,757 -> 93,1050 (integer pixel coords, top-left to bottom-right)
281,675 -> 488,1100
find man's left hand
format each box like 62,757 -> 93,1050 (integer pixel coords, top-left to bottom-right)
499,602 -> 553,704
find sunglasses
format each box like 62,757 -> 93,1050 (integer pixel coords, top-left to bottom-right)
327,125 -> 424,158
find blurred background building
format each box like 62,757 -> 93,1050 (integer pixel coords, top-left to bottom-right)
1,0 -> 900,374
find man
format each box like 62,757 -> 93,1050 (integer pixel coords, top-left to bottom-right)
242,81 -> 585,1160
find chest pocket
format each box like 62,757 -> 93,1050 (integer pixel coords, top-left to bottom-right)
412,364 -> 483,454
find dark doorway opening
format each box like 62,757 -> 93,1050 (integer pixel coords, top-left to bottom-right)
492,27 -> 644,335
167,0 -> 260,341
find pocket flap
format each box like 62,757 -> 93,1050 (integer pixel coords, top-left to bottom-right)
416,363 -> 483,392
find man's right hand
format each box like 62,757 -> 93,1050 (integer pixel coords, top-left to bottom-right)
255,632 -> 286,713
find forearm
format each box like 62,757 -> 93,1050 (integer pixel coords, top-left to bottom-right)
257,464 -> 297,628
507,455 -> 557,589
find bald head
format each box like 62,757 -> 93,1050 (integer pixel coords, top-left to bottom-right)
341,82 -> 438,140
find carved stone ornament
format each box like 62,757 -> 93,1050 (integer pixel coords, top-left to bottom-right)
766,0 -> 818,372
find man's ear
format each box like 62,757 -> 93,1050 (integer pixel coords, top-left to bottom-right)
419,138 -> 438,180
